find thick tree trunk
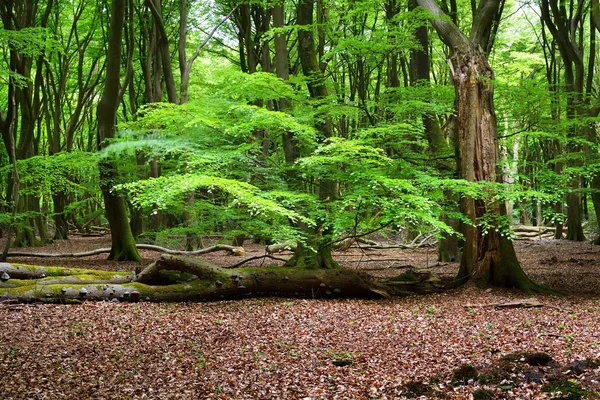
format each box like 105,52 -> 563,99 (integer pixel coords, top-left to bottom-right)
449,47 -> 538,291
97,0 -> 141,262
0,256 -> 444,302
52,193 -> 69,240
283,241 -> 337,270
566,191 -> 585,241
101,164 -> 142,261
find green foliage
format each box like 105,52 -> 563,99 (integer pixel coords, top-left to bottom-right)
7,152 -> 99,198
6,0 -> 597,256
119,174 -> 302,222
0,27 -> 59,86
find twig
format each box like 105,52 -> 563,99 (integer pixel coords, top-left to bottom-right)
359,264 -> 415,271
344,258 -> 414,264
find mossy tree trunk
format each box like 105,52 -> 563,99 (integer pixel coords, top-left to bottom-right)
0,255 -> 444,302
269,0 -> 339,270
283,235 -> 338,270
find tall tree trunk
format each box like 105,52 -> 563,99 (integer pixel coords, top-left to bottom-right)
284,0 -> 338,270
417,0 -> 539,291
409,0 -> 458,262
273,1 -> 300,168
0,0 -> 53,248
540,0 -> 592,242
451,47 -> 532,288
145,0 -> 178,103
97,0 -> 141,262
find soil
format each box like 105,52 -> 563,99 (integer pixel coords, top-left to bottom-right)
5,235 -> 600,294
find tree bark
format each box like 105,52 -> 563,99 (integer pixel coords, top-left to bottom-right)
293,0 -> 339,269
417,0 -> 540,291
0,256 -> 444,302
145,0 -> 178,103
97,0 -> 141,262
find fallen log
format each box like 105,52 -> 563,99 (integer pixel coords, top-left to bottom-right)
0,255 -> 445,302
514,233 -> 555,240
4,244 -> 244,258
266,242 -> 297,254
464,298 -> 543,309
513,225 -> 556,233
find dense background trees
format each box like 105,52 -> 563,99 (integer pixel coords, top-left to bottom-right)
0,0 -> 599,288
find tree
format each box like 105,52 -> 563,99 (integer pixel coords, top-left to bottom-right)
44,0 -> 105,240
0,0 -> 54,247
416,0 -> 540,290
540,0 -> 600,242
281,0 -> 339,269
97,0 -> 141,262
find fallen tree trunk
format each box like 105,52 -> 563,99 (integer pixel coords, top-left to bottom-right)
463,298 -> 543,309
0,255 -> 444,302
4,244 -> 244,258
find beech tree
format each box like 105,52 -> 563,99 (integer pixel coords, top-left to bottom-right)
540,0 -> 600,242
97,0 -> 141,262
416,0 -> 540,290
2,0 -> 600,299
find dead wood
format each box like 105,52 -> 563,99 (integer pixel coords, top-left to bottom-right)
0,254 -> 445,303
3,244 -> 245,258
352,243 -> 435,250
360,264 -> 415,271
225,254 -> 289,269
266,242 -> 297,254
464,298 -> 544,309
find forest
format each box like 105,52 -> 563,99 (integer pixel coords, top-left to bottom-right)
1,0 -> 600,398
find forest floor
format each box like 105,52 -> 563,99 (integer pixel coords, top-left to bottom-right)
1,236 -> 600,399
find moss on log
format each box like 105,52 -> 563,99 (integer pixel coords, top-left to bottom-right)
0,255 -> 445,303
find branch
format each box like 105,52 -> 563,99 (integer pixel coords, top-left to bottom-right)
136,244 -> 244,256
225,254 -> 289,269
324,221 -> 394,249
416,0 -> 470,50
118,0 -> 135,101
470,0 -> 502,47
5,244 -> 245,258
463,298 -> 543,309
187,6 -> 238,69
593,0 -> 600,34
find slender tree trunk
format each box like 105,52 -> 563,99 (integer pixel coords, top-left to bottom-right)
284,0 -> 339,269
591,174 -> 600,245
409,0 -> 458,261
145,0 -> 178,103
